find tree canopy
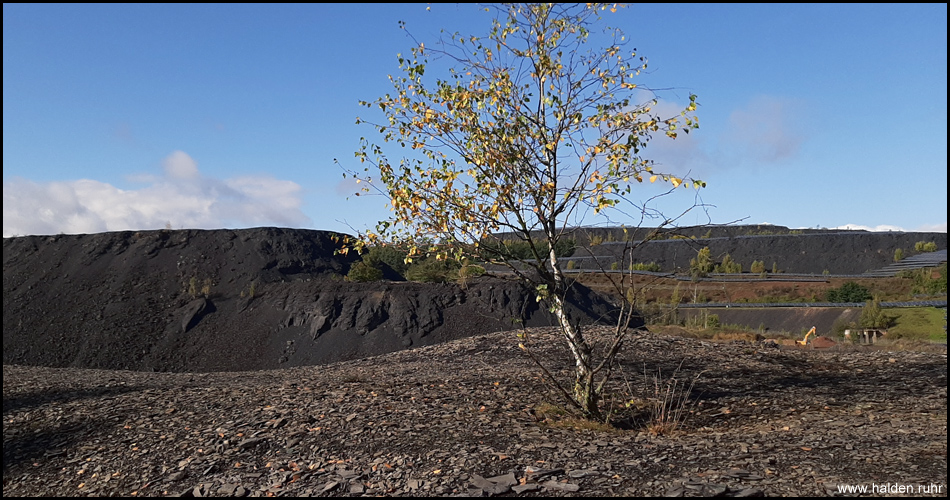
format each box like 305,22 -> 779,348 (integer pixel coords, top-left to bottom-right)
338,3 -> 704,420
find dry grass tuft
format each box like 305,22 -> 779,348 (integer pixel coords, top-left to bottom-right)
643,363 -> 703,436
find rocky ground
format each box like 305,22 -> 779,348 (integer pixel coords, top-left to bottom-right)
4,327 -> 947,497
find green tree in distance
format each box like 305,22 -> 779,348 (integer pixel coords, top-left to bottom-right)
714,253 -> 741,274
860,296 -> 893,329
750,260 -> 766,274
690,246 -> 713,279
337,3 -> 703,420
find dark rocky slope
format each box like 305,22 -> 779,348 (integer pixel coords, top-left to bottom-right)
562,229 -> 948,274
3,228 -> 617,372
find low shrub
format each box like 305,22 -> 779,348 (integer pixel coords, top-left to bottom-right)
347,261 -> 384,282
914,241 -> 938,252
826,281 -> 871,302
405,257 -> 462,283
629,262 -> 662,272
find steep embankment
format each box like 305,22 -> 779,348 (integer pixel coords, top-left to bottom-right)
680,307 -> 864,336
2,228 -> 617,372
564,230 -> 947,274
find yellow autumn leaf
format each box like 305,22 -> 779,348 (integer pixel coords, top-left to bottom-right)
649,175 -> 658,183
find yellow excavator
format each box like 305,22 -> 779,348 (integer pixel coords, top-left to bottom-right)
796,326 -> 817,346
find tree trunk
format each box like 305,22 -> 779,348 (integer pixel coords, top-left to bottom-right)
548,238 -> 600,420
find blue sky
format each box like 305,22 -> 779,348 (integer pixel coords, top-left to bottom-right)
3,3 -> 947,238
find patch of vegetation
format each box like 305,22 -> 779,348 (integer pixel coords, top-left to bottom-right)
684,310 -> 721,329
345,244 -> 411,282
749,260 -> 766,274
628,261 -> 662,272
826,281 -> 872,302
405,257 -> 462,283
689,247 -> 713,279
860,297 -> 895,329
639,365 -> 702,436
713,254 -> 741,274
914,241 -> 938,252
346,260 -> 384,282
886,307 -> 948,342
367,245 -> 410,276
457,260 -> 486,287
187,276 -> 212,298
901,263 -> 947,296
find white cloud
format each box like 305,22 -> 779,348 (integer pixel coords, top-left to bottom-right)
915,223 -> 947,233
162,150 -> 200,180
723,95 -> 806,164
3,151 -> 312,237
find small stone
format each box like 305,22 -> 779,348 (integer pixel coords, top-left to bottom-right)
702,484 -> 727,496
664,485 -> 686,497
486,473 -> 517,487
525,467 -> 563,480
217,483 -> 237,495
237,437 -> 266,450
470,474 -> 510,495
167,471 -> 187,482
541,480 -> 580,492
337,469 -> 359,480
512,483 -> 541,493
733,487 -> 765,497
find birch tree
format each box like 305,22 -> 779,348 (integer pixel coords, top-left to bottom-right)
339,3 -> 703,420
